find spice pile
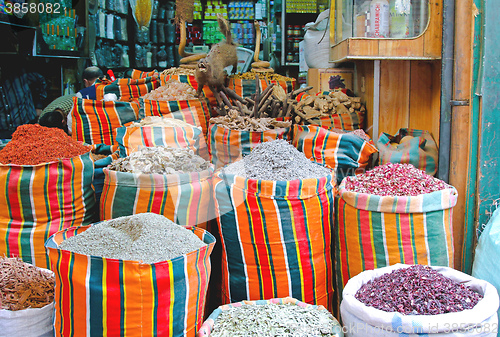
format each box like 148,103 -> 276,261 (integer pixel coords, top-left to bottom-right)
108,146 -> 210,174
229,72 -> 294,82
0,124 -> 90,165
58,213 -> 206,263
355,265 -> 483,315
210,302 -> 338,337
161,67 -> 196,76
0,257 -> 55,311
210,109 -> 291,132
291,91 -> 366,124
344,163 -> 449,196
129,116 -> 195,128
142,79 -> 197,101
224,139 -> 331,181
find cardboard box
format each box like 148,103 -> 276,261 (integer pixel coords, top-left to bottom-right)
307,68 -> 354,94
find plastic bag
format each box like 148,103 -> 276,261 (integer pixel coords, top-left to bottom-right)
341,264 -> 499,336
304,9 -> 332,69
130,0 -> 153,29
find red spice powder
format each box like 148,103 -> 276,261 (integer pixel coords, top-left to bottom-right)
0,124 -> 91,165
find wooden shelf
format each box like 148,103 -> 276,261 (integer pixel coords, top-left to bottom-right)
329,0 -> 442,62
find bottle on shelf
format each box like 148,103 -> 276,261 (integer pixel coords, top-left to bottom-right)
370,0 -> 390,38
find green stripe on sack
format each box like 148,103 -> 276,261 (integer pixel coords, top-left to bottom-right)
425,210 -> 449,266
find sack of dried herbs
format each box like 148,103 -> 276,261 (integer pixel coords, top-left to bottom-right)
46,213 -> 216,337
335,163 -> 458,302
341,264 -> 499,336
197,297 -> 343,337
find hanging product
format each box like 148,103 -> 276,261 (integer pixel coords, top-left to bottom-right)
130,0 -> 153,29
370,0 -> 390,37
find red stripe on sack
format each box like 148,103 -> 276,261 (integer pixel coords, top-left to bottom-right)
154,262 -> 172,335
338,199 -> 350,286
150,174 -> 166,214
60,251 -> 72,337
245,189 -> 274,300
358,208 -> 375,270
94,103 -> 112,144
47,163 -> 63,240
143,127 -> 153,148
6,167 -> 23,256
106,259 -> 122,335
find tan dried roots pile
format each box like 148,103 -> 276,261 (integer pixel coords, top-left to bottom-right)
0,257 -> 55,311
229,72 -> 294,82
210,109 -> 291,132
293,90 -> 366,123
142,79 -> 197,101
161,67 -> 196,76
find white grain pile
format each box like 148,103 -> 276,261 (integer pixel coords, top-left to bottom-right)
58,213 -> 206,263
223,139 -> 331,181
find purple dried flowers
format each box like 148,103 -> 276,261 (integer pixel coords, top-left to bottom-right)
344,163 -> 449,196
355,265 -> 483,315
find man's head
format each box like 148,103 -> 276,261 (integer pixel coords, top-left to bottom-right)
38,109 -> 68,134
82,66 -> 103,88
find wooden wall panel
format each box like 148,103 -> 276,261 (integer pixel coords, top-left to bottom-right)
354,61 -> 375,137
423,0 -> 443,58
408,60 -> 441,142
379,60 -> 411,136
379,38 -> 424,58
349,39 -> 379,58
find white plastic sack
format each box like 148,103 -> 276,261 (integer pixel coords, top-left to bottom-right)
0,302 -> 55,337
304,9 -> 333,69
341,264 -> 499,336
473,208 -> 500,336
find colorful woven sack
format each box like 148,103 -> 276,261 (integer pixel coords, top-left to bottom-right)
92,148 -> 120,208
71,98 -> 140,147
115,123 -> 209,160
292,125 -> 378,183
45,225 -> 216,337
377,128 -> 439,176
197,297 -> 343,337
335,180 -> 458,295
0,152 -> 97,268
124,68 -> 159,79
95,76 -> 160,101
208,123 -> 291,169
227,77 -> 296,97
100,166 -> 214,229
159,73 -> 217,106
142,98 -> 211,135
213,170 -> 335,311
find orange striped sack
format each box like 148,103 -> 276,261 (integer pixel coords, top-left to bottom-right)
197,297 -> 342,337
71,98 -> 140,147
208,123 -> 291,169
377,128 -> 439,176
115,124 -> 209,160
160,73 -> 217,106
124,68 -> 159,79
100,166 -> 214,229
292,125 -> 378,184
335,181 -> 458,295
143,98 -> 212,135
228,77 -> 296,97
213,171 -> 335,311
0,152 -> 97,269
95,76 -> 160,101
45,225 -> 216,337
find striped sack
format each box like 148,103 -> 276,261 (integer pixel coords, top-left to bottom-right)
45,225 -> 215,337
143,98 -> 212,135
71,98 -> 140,147
197,297 -> 343,337
0,152 -> 96,269
335,181 -> 458,294
228,77 -> 296,97
159,73 -> 217,106
124,69 -> 159,79
292,125 -> 378,184
213,171 -> 335,311
208,123 -> 291,170
93,151 -> 120,209
95,76 -> 160,101
377,128 -> 439,176
100,166 -> 215,229
115,124 -> 209,160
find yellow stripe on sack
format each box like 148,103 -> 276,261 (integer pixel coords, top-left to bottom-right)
168,260 -> 175,337
102,260 -> 107,336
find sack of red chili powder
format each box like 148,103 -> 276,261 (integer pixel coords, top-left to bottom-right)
335,163 -> 457,304
0,125 -> 97,269
341,264 -> 499,336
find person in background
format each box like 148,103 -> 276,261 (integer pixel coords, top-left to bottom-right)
75,66 -> 103,100
0,62 -> 47,139
38,93 -> 75,134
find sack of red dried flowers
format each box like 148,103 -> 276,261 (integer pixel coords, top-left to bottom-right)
340,264 -> 499,336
